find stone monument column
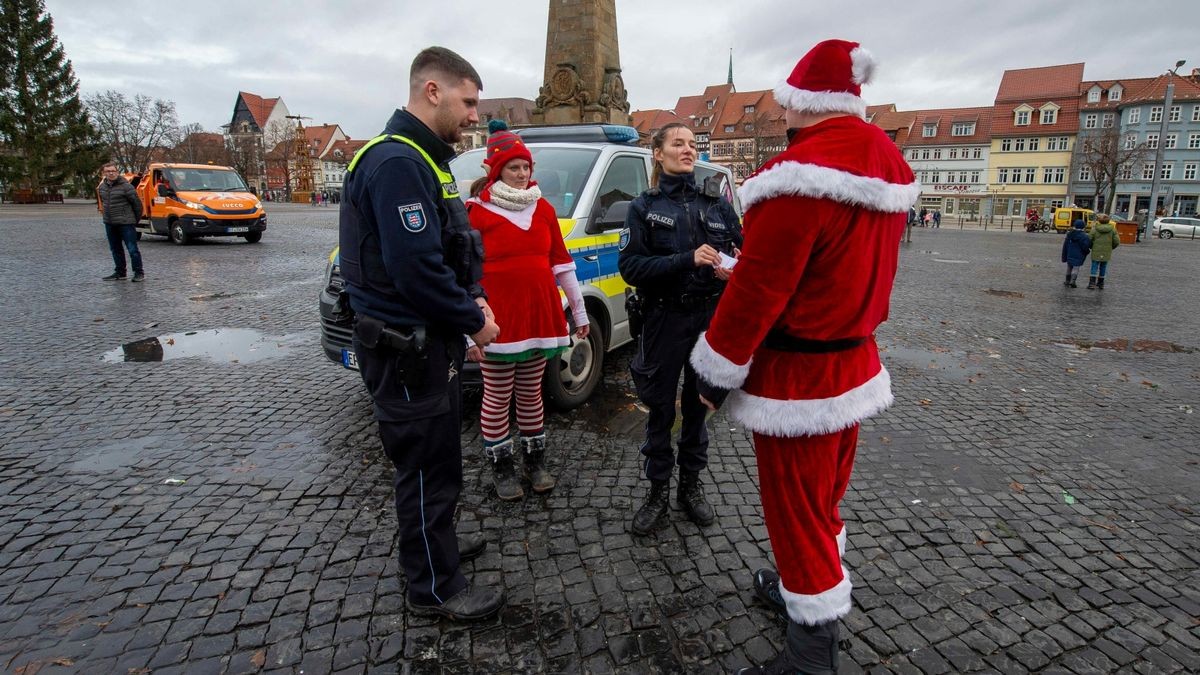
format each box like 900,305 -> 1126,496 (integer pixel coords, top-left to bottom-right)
531,0 -> 632,125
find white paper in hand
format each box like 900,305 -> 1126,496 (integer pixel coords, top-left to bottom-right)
718,252 -> 738,270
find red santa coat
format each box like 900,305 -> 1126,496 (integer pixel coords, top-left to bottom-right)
690,116 -> 918,436
466,196 -> 574,358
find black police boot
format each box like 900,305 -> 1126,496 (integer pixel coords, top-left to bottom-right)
406,583 -> 505,622
736,619 -> 840,675
520,434 -> 556,494
676,469 -> 715,526
753,568 -> 788,617
631,478 -> 670,535
486,439 -> 524,501
457,532 -> 487,562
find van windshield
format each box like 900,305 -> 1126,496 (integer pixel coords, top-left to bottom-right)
168,168 -> 249,192
450,147 -> 600,217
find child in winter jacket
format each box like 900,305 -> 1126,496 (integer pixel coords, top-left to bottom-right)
1061,219 -> 1091,288
1088,215 -> 1120,290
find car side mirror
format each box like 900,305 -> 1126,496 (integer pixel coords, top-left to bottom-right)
587,200 -> 630,234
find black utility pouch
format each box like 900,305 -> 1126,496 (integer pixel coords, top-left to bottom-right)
354,314 -> 386,349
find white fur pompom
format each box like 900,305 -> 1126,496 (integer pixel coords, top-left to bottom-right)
850,46 -> 876,86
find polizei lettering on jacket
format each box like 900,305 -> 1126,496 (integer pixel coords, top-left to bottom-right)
646,212 -> 675,227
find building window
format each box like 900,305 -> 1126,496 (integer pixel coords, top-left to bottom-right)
1025,168 -> 1037,183
1087,89 -> 1101,103
1084,113 -> 1098,129
1146,133 -> 1159,149
1054,136 -> 1070,151
1015,110 -> 1030,126
1052,167 -> 1066,183
1125,134 -> 1138,150
909,149 -> 918,159
1142,163 -> 1155,180
1119,165 -> 1132,180
1079,166 -> 1092,182
1189,133 -> 1200,149
1014,138 -> 1027,151
932,149 -> 942,159
1169,105 -> 1181,122
1184,163 -> 1198,181
921,149 -> 930,159
997,168 -> 1009,183
970,170 -> 980,183
972,148 -> 982,159
951,122 -> 975,136
1001,138 -> 1012,151
707,99 -> 715,110
1028,138 -> 1040,151
923,123 -> 937,137
744,105 -> 755,113
1165,134 -> 1177,149
723,125 -> 735,132
1109,87 -> 1122,102
949,148 -> 958,159
1102,113 -> 1114,128
1150,106 -> 1163,123
1160,163 -> 1173,180
1129,108 -> 1141,124
744,123 -> 754,132
1193,106 -> 1200,122
1040,108 -> 1057,124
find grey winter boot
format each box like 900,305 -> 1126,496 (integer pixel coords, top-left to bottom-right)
486,439 -> 524,501
1086,276 -> 1097,290
736,619 -> 840,675
632,478 -> 670,535
520,434 -> 556,493
1097,276 -> 1106,290
1069,271 -> 1079,288
676,469 -> 715,526
1064,272 -> 1072,287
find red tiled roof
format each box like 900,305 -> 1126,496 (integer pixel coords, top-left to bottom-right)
303,124 -> 342,157
996,63 -> 1085,101
237,91 -> 281,129
1123,73 -> 1200,104
325,139 -> 367,162
903,106 -> 993,147
630,109 -> 684,134
711,90 -> 785,140
865,103 -> 896,122
991,97 -> 1079,137
673,84 -> 736,132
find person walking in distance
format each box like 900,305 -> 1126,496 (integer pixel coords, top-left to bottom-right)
1061,219 -> 1090,288
690,40 -> 919,673
338,46 -> 503,622
618,122 -> 743,536
465,120 -> 589,501
1087,214 -> 1120,290
96,162 -> 145,282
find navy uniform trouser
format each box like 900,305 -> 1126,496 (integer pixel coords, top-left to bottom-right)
353,332 -> 467,605
630,304 -> 714,482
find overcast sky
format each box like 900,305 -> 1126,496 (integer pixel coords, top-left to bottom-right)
47,0 -> 1199,140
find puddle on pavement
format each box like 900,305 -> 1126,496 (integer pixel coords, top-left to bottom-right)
72,436 -> 163,473
568,388 -> 646,438
103,328 -> 298,364
985,289 -> 1025,299
1056,338 -> 1194,354
933,258 -> 970,264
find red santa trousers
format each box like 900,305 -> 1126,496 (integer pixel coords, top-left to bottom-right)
754,424 -> 857,625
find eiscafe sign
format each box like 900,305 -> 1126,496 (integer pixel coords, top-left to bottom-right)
931,184 -> 984,194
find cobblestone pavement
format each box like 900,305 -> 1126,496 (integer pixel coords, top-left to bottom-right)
0,203 -> 1197,674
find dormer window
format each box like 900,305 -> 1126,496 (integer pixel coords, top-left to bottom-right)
1109,85 -> 1123,101
723,125 -> 735,132
1014,104 -> 1033,126
707,99 -> 715,110
744,105 -> 755,114
922,123 -> 937,137
1039,102 -> 1059,125
1087,87 -> 1101,103
951,122 -> 975,136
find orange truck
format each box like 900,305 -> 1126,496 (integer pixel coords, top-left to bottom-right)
126,163 -> 267,244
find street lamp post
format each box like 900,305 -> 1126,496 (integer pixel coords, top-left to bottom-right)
1145,59 -> 1186,244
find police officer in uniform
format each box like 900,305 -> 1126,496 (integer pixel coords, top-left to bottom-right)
618,122 -> 742,536
339,46 -> 503,621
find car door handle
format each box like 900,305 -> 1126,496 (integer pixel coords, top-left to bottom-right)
582,255 -> 598,262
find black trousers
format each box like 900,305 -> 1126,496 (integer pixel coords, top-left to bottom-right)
353,332 -> 467,605
629,304 -> 714,482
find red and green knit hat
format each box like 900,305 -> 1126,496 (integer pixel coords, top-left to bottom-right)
483,119 -> 532,184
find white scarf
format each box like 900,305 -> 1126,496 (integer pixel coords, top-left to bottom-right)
488,181 -> 542,211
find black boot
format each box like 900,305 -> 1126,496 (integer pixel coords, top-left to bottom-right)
407,583 -> 505,622
457,532 -> 487,562
486,439 -> 524,501
753,568 -> 787,617
631,478 -> 670,535
736,619 -> 840,675
676,469 -> 715,526
1063,272 -> 1072,287
1097,276 -> 1105,291
1086,276 -> 1097,289
520,434 -> 556,493
1069,272 -> 1078,288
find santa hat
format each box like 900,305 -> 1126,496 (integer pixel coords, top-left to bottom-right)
774,39 -> 876,119
482,119 -> 532,184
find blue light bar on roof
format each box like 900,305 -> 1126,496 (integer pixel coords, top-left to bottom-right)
600,125 -> 639,143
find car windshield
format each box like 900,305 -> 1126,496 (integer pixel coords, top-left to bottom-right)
450,147 -> 601,217
168,168 -> 249,192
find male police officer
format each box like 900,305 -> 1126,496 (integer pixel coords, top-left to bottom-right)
339,46 -> 502,621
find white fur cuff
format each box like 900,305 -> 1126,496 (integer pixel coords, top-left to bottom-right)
738,161 -> 921,214
774,82 -> 867,119
726,367 -> 893,437
781,571 -> 852,625
689,332 -> 751,389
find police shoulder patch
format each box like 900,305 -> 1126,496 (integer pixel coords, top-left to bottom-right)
398,203 -> 426,233
618,228 -> 630,251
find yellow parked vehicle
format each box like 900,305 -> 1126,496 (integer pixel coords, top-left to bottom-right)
1053,207 -> 1097,233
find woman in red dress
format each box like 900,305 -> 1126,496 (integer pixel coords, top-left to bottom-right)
466,120 -> 589,501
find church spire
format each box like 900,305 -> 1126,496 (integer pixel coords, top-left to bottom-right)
727,48 -> 733,86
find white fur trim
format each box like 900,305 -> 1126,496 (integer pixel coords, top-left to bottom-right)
551,262 -> 576,275
689,332 -> 752,389
726,367 -> 893,437
738,161 -> 921,214
484,336 -> 570,354
850,46 -> 876,86
780,570 -> 852,625
837,526 -> 847,557
774,81 -> 867,119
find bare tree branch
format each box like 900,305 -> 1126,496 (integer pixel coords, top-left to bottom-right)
83,90 -> 181,172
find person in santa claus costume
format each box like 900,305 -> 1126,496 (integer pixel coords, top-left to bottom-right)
466,120 -> 590,501
690,40 -> 919,674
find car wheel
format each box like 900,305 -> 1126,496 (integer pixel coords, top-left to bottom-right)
544,309 -> 604,411
1040,223 -> 1051,232
1161,229 -> 1174,239
244,232 -> 262,243
170,221 -> 189,245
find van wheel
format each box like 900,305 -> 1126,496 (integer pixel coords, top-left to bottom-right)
1161,229 -> 1173,239
244,232 -> 262,243
170,221 -> 189,245
544,309 -> 604,411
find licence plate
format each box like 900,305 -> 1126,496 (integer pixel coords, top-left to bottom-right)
341,348 -> 359,370
227,226 -> 249,233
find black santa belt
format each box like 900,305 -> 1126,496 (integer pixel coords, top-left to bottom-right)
761,329 -> 867,354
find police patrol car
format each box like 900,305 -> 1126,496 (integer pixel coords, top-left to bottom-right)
319,123 -> 741,410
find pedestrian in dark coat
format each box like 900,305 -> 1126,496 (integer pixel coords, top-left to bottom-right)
1061,219 -> 1090,288
96,162 -> 145,282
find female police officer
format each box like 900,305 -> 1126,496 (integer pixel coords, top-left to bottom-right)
617,122 -> 742,536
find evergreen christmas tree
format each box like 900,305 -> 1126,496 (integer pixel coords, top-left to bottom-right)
0,0 -> 104,197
